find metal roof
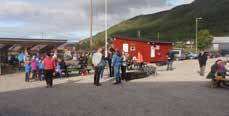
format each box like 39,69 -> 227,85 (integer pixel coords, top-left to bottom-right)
112,36 -> 173,44
213,37 -> 229,44
0,38 -> 67,52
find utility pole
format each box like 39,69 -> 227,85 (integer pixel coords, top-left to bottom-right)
42,32 -> 44,39
137,30 -> 141,39
195,17 -> 202,53
90,0 -> 93,52
157,32 -> 160,41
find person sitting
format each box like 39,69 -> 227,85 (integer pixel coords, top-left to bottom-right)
59,58 -> 69,77
136,52 -> 144,70
207,59 -> 228,88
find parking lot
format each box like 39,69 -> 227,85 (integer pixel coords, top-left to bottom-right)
0,58 -> 229,116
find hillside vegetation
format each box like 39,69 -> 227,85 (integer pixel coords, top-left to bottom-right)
76,0 -> 229,50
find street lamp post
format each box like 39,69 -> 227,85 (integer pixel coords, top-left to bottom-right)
105,0 -> 108,57
90,0 -> 93,52
195,17 -> 202,53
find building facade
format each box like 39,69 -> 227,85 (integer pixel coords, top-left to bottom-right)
213,37 -> 229,51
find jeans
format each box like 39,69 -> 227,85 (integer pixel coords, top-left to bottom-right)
109,61 -> 114,77
121,66 -> 126,80
25,72 -> 30,82
44,69 -> 54,87
167,61 -> 173,71
114,65 -> 121,82
94,66 -> 102,84
200,66 -> 206,76
32,70 -> 38,80
100,67 -> 105,79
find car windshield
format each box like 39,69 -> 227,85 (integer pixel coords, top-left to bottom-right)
172,51 -> 179,54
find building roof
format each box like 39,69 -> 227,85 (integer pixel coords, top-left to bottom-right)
112,36 -> 173,44
213,37 -> 229,44
0,38 -> 67,44
0,38 -> 67,52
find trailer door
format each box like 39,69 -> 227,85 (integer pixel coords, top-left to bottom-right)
150,46 -> 155,58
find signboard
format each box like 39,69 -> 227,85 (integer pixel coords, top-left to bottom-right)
123,43 -> 129,52
151,46 -> 155,58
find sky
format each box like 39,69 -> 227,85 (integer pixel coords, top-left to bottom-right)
0,0 -> 194,42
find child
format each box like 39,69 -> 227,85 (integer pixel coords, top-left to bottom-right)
24,60 -> 31,82
31,56 -> 38,80
38,59 -> 44,81
59,58 -> 69,77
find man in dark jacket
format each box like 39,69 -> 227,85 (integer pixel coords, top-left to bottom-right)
108,47 -> 115,77
167,51 -> 175,71
198,52 -> 208,76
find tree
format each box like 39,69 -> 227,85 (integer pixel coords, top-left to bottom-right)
197,29 -> 213,50
174,41 -> 184,48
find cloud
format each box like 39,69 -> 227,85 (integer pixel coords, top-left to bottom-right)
0,0 -> 194,41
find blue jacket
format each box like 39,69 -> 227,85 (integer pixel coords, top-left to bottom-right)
99,58 -> 108,67
38,62 -> 44,70
112,54 -> 123,67
18,53 -> 25,62
25,63 -> 31,73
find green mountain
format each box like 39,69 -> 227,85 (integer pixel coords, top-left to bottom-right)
76,0 -> 229,50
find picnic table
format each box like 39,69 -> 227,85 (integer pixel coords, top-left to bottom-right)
67,64 -> 92,75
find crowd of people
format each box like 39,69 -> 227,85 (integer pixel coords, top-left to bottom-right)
16,51 -> 69,88
3,48 -> 228,88
92,47 -> 144,86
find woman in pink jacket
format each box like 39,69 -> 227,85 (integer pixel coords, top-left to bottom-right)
43,52 -> 56,88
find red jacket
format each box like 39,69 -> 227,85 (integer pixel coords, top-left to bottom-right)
43,56 -> 56,70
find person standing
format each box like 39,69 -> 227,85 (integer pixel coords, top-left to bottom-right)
24,60 -> 31,82
18,51 -> 25,71
121,53 -> 128,81
108,47 -> 115,77
167,51 -> 175,71
38,58 -> 44,81
31,56 -> 38,80
112,50 -> 123,84
43,52 -> 56,88
92,48 -> 103,86
198,52 -> 208,76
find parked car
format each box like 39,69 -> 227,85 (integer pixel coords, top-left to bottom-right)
171,49 -> 186,60
185,52 -> 198,59
221,49 -> 229,56
208,51 -> 221,58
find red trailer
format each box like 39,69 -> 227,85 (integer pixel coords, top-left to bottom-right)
112,36 -> 173,63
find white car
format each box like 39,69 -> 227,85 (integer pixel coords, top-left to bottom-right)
171,49 -> 186,60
